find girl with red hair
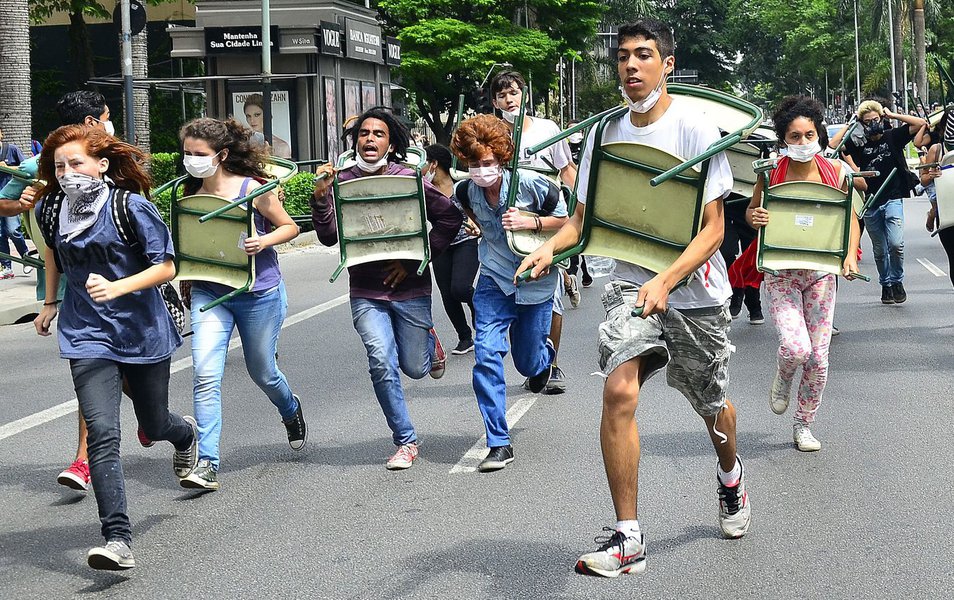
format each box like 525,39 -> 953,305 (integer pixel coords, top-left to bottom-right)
32,125 -> 197,571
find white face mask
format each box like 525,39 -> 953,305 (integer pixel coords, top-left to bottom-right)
355,152 -> 390,173
469,165 -> 502,188
785,140 -> 821,163
499,106 -> 520,123
568,132 -> 583,144
620,67 -> 669,114
424,169 -> 436,183
183,151 -> 222,179
93,117 -> 115,137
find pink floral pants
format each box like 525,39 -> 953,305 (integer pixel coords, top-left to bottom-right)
765,270 -> 836,424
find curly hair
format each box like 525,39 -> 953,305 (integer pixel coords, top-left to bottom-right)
37,125 -> 152,200
179,117 -> 269,195
450,114 -> 514,165
345,107 -> 409,162
772,95 -> 829,147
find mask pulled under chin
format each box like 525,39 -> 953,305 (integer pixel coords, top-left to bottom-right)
469,165 -> 502,188
356,152 -> 390,173
785,141 -> 821,163
499,108 -> 519,123
620,71 -> 667,114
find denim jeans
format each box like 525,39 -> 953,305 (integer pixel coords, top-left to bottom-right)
472,275 -> 554,447
69,357 -> 193,545
191,282 -> 298,470
350,295 -> 435,446
0,215 -> 29,268
863,199 -> 905,286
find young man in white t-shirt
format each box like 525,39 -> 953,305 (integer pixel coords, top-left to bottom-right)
490,71 -> 579,394
516,19 -> 751,577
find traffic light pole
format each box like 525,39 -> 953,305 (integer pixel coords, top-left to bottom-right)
120,0 -> 135,143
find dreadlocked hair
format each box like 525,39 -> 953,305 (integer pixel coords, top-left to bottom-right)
346,107 -> 410,163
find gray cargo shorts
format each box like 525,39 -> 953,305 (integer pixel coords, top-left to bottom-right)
597,281 -> 731,417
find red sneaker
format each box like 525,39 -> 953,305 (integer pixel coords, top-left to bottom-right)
429,328 -> 446,379
57,459 -> 90,492
856,247 -> 863,262
137,426 -> 155,448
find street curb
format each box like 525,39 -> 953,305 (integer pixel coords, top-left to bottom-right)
0,298 -> 41,326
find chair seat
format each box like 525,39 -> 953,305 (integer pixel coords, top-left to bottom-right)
174,193 -> 256,291
936,152 -> 954,231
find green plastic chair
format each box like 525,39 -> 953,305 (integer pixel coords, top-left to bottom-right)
328,147 -> 431,283
725,126 -> 775,201
169,172 -> 282,312
0,164 -> 45,269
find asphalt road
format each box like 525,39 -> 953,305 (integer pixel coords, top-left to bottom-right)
1,198 -> 952,599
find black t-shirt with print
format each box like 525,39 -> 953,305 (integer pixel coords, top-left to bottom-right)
844,125 -> 915,207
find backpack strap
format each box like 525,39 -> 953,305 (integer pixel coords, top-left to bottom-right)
36,191 -> 66,272
539,178 -> 562,216
110,188 -> 142,253
454,179 -> 473,211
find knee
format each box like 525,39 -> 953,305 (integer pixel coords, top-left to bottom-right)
451,281 -> 474,303
603,378 -> 639,417
806,350 -> 829,373
779,342 -> 810,365
84,417 -> 120,450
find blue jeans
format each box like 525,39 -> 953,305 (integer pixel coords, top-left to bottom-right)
350,296 -> 435,446
191,282 -> 298,470
472,275 -> 554,447
0,215 -> 29,268
863,199 -> 904,286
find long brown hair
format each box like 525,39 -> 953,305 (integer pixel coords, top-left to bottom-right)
37,125 -> 152,200
179,117 -> 270,195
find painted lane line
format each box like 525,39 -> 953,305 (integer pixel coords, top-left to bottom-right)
449,396 -> 538,474
0,293 -> 350,443
917,257 -> 947,278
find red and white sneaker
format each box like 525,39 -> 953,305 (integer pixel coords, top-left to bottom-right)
429,329 -> 446,380
57,459 -> 90,492
575,528 -> 647,577
386,442 -> 419,470
717,456 -> 751,538
137,426 -> 155,448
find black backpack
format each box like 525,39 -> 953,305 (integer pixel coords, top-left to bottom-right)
37,188 -> 185,332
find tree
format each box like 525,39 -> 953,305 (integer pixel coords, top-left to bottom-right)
29,0 -> 108,90
378,0 -> 603,143
0,0 -> 34,150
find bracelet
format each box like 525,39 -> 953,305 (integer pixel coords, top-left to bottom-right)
534,215 -> 542,233
43,300 -> 60,306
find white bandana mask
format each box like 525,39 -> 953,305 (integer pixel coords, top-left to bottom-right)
57,172 -> 109,242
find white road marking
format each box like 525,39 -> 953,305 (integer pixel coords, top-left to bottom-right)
0,294 -> 350,443
449,396 -> 538,474
917,258 -> 947,278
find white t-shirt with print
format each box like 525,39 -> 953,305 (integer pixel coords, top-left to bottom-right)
576,97 -> 735,309
518,117 -> 572,172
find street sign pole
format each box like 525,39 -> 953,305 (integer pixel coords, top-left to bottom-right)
120,0 -> 135,143
262,0 -> 273,146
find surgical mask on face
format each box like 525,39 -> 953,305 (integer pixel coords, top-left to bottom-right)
424,169 -> 436,183
568,132 -> 584,144
93,117 -> 115,137
355,151 -> 390,173
469,165 -> 502,188
785,140 -> 821,163
57,172 -> 106,203
183,151 -> 221,179
620,67 -> 669,114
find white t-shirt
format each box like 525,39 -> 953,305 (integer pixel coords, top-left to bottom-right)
576,97 -> 734,309
519,117 -> 572,172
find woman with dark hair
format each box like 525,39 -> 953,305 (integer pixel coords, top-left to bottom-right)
177,117 -> 304,492
242,93 -> 292,158
746,96 -> 862,452
33,124 -> 197,570
424,143 -> 480,354
918,109 -> 954,287
451,114 -> 566,472
311,107 -> 462,470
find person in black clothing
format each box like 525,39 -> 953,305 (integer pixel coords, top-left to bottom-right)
720,195 -> 764,323
830,100 -> 927,304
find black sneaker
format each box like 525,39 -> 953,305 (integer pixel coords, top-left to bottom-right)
543,366 -> 567,395
581,273 -> 593,288
477,445 -> 514,472
729,291 -> 743,319
452,339 -> 474,355
283,395 -> 307,451
87,540 -> 135,570
173,416 -> 199,479
526,340 -> 555,393
881,285 -> 895,304
180,459 -> 219,490
891,283 -> 906,304
748,308 -> 765,325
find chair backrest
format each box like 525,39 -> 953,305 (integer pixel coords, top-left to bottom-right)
935,151 -> 954,230
329,148 -> 430,282
171,192 -> 256,293
263,157 -> 299,184
757,179 -> 851,275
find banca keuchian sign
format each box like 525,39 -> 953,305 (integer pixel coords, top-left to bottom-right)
344,19 -> 383,64
205,26 -> 280,54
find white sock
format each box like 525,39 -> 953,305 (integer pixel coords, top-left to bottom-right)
615,519 -> 640,539
718,460 -> 742,486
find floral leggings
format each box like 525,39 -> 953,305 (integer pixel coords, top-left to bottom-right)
765,270 -> 836,424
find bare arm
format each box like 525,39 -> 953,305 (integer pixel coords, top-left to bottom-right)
745,177 -> 768,229
884,109 -> 929,135
514,201 -> 585,282
33,248 -> 61,336
249,187 -> 299,254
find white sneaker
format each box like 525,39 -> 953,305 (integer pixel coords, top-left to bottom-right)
386,442 -> 419,470
793,423 -> 821,452
567,274 -> 581,308
770,369 -> 792,415
717,457 -> 751,539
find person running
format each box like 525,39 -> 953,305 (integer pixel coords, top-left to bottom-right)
517,19 -> 750,576
175,118 -> 305,491
311,107 -> 462,470
424,143 -> 480,355
450,114 -> 566,471
745,96 -> 863,452
491,70 -> 577,394
830,100 -> 927,304
918,110 -> 954,288
33,124 -> 197,570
